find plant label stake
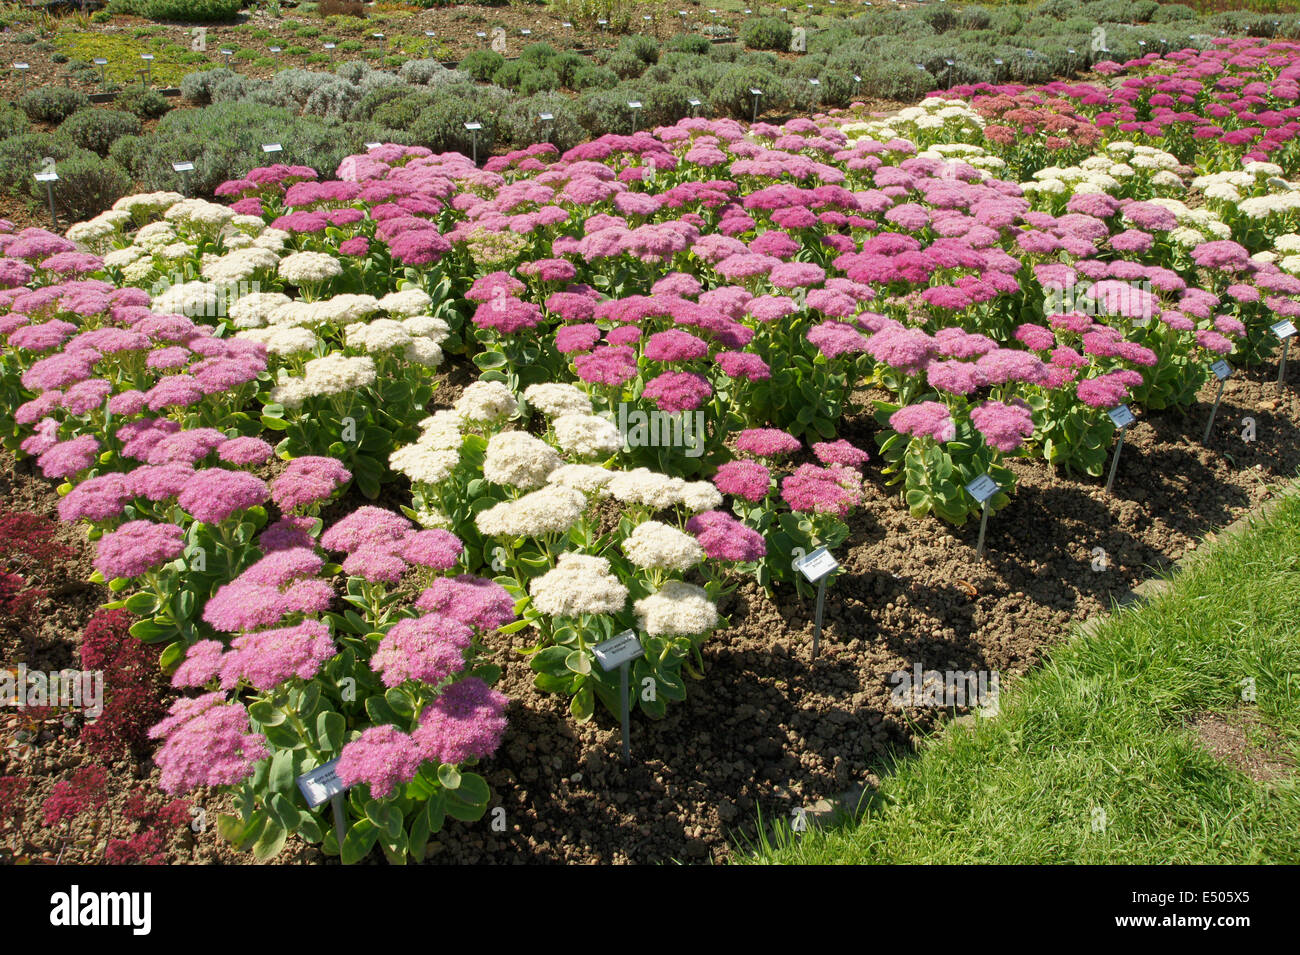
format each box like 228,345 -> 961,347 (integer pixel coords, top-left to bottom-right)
1105,404 -> 1135,494
592,629 -> 645,765
14,62 -> 29,92
794,547 -> 838,660
221,48 -> 235,70
1202,359 -> 1233,444
687,97 -> 702,116
539,112 -> 554,144
749,87 -> 763,122
627,100 -> 642,134
171,161 -> 194,196
140,53 -> 154,87
322,43 -> 334,60
425,30 -> 436,55
1272,319 -> 1296,385
34,168 -> 59,229
93,57 -> 108,90
363,142 -> 381,150
297,758 -> 348,853
262,142 -> 283,154
464,122 -> 482,164
965,473 -> 1000,560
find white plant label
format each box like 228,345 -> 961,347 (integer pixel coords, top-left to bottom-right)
795,547 -> 838,583
965,473 -> 999,504
1210,359 -> 1233,380
592,630 -> 645,672
172,161 -> 194,172
1108,404 -> 1135,429
464,122 -> 482,131
296,758 -> 346,808
1272,319 -> 1296,339
262,143 -> 283,153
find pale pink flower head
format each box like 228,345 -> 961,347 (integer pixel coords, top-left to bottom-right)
271,456 -> 353,512
736,428 -> 800,458
336,725 -> 423,798
781,463 -> 864,518
95,520 -> 185,580
641,371 -> 711,413
712,459 -> 771,502
685,510 -> 765,562
411,678 -> 508,766
177,469 -> 269,525
371,614 -> 473,688
149,695 -> 268,795
415,575 -> 516,632
812,439 -> 869,467
969,400 -> 1034,453
890,401 -> 956,443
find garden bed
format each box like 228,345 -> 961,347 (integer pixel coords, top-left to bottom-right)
5,358 -> 1296,864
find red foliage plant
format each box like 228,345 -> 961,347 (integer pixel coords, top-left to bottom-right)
0,776 -> 30,830
42,765 -> 108,827
80,609 -> 171,757
105,787 -> 190,865
0,508 -> 75,618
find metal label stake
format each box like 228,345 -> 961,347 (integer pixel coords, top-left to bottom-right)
1273,320 -> 1296,385
34,170 -> 58,229
464,122 -> 482,164
1203,359 -> 1233,444
297,757 -> 348,853
794,548 -> 839,660
593,630 -> 645,764
171,161 -> 194,196
965,473 -> 1000,560
1105,404 -> 1135,495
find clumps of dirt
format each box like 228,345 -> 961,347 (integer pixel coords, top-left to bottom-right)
1189,709 -> 1296,785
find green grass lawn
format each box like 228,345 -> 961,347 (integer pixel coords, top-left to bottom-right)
744,490 -> 1300,864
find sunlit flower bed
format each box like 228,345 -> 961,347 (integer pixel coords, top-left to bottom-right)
3,35 -> 1299,863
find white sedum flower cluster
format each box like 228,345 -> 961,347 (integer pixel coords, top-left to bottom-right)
622,521 -> 703,573
390,411 -> 463,486
278,251 -> 343,285
456,380 -> 518,424
476,484 -> 587,537
552,413 -> 621,458
483,431 -> 563,489
634,581 -> 718,638
546,463 -> 614,497
524,382 -> 593,418
528,553 -> 629,618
